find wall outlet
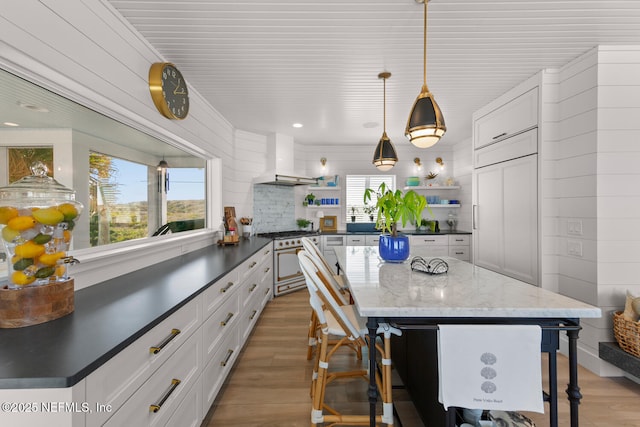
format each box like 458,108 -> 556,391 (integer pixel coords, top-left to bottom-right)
568,219 -> 583,236
568,240 -> 583,257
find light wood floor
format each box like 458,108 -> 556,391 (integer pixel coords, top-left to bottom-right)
202,290 -> 640,427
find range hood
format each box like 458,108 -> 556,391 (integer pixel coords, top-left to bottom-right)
253,133 -> 318,186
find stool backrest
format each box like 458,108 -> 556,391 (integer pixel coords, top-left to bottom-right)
298,250 -> 363,343
301,237 -> 349,306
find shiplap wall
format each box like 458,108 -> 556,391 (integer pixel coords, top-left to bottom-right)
0,0 -> 233,287
546,46 -> 640,376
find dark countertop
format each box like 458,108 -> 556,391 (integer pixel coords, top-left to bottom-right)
0,237 -> 272,389
320,230 -> 472,235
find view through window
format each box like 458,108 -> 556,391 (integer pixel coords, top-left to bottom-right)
89,152 -> 205,247
345,175 -> 395,222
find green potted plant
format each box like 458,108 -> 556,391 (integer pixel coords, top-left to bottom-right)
363,205 -> 376,222
350,206 -> 358,222
305,193 -> 316,205
296,218 -> 311,230
364,183 -> 430,262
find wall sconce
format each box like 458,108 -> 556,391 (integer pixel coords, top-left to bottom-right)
320,157 -> 327,171
157,158 -> 169,193
435,157 -> 444,170
414,157 -> 423,171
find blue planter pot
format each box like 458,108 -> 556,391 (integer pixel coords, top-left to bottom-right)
378,234 -> 410,263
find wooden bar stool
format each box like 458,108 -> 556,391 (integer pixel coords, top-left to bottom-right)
299,250 -> 400,427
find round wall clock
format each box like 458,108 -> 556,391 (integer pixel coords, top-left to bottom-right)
148,62 -> 190,120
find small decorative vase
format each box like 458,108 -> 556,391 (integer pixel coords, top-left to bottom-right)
379,234 -> 410,263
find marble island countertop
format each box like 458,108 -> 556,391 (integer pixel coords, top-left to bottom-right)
334,246 -> 601,319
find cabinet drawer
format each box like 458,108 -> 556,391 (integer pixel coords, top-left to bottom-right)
165,375 -> 202,427
449,245 -> 471,261
448,235 -> 470,246
202,292 -> 239,361
202,323 -> 240,413
346,235 -> 366,245
86,297 -> 201,427
416,246 -> 449,257
240,270 -> 261,309
202,269 -> 239,318
475,128 -> 537,168
240,293 -> 263,342
323,235 -> 346,247
103,330 -> 201,427
410,235 -> 448,246
474,87 -> 538,150
365,235 -> 380,245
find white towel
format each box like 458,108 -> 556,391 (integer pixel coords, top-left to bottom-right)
437,324 -> 544,413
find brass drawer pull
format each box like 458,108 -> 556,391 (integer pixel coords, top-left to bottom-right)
249,261 -> 257,268
249,283 -> 257,292
492,132 -> 508,140
220,281 -> 234,293
264,288 -> 270,295
221,349 -> 234,367
149,329 -> 181,354
149,378 -> 181,413
249,310 -> 258,320
220,312 -> 234,326
264,267 -> 270,273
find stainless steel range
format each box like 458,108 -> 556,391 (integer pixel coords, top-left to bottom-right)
257,231 -> 320,296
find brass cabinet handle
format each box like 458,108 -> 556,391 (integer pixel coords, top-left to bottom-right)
149,329 -> 181,354
220,281 -> 234,293
249,261 -> 257,269
264,267 -> 270,273
249,310 -> 258,320
264,288 -> 270,295
249,283 -> 257,293
220,349 -> 234,367
220,312 -> 234,326
492,132 -> 507,140
264,249 -> 271,255
149,378 -> 181,413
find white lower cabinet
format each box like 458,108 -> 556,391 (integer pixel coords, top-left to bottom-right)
86,297 -> 202,427
102,330 -> 201,427
201,323 -> 239,418
410,234 -> 471,261
80,242 -> 273,427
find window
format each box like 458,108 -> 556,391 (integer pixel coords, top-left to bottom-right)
89,153 -> 206,247
345,175 -> 395,222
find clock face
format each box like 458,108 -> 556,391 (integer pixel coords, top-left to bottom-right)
149,62 -> 190,119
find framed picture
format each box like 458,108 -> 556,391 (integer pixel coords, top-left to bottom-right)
319,215 -> 337,232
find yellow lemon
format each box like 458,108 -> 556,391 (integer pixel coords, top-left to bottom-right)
32,207 -> 64,226
14,241 -> 46,259
0,206 -> 18,225
63,230 -> 72,243
57,203 -> 79,221
1,226 -> 21,243
11,271 -> 36,286
7,215 -> 36,231
39,251 -> 66,267
54,265 -> 66,277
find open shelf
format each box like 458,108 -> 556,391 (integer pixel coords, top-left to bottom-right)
404,185 -> 460,190
307,186 -> 341,190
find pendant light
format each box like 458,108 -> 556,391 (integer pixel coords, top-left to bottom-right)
373,72 -> 398,171
405,0 -> 446,148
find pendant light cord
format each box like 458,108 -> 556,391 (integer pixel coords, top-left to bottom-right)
423,1 -> 428,88
383,76 -> 387,133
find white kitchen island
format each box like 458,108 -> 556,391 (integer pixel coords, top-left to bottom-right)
333,246 -> 601,427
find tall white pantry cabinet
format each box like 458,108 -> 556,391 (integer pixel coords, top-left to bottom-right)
472,77 -> 540,285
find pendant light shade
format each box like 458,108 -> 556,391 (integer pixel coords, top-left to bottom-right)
373,72 -> 398,171
405,0 -> 446,148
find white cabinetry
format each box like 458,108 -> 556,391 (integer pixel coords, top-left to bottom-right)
321,235 -> 346,273
410,235 -> 449,257
83,242 -> 273,427
474,87 -> 538,150
473,77 -> 539,285
448,235 -> 471,261
473,155 -> 538,284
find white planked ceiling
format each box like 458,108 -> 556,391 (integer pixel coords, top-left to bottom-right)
108,0 -> 640,147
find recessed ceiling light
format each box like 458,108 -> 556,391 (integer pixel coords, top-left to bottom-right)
17,101 -> 49,113
363,122 -> 379,129
292,123 -> 303,128
3,122 -> 19,127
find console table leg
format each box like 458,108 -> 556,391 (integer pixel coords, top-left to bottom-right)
548,349 -> 558,427
566,327 -> 582,427
367,317 -> 379,427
